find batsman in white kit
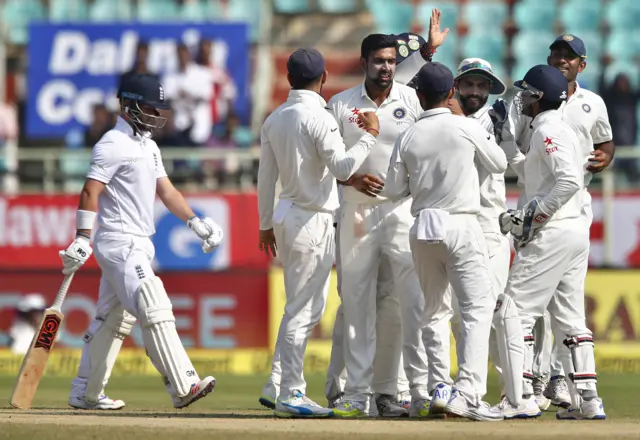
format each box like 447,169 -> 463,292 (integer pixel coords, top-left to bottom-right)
494,65 -> 605,420
257,48 -> 380,418
63,74 -> 222,410
385,62 -> 507,422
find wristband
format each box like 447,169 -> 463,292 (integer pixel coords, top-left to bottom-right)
366,128 -> 379,136
76,231 -> 91,241
76,209 -> 97,230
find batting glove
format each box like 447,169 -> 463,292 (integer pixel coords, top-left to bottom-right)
499,198 -> 551,247
188,216 -> 223,253
59,236 -> 93,275
488,99 -> 514,145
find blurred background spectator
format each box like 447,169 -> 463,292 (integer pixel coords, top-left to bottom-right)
83,103 -> 114,147
9,293 -> 46,355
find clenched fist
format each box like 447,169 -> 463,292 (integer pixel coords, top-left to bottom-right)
357,111 -> 380,136
59,236 -> 93,275
187,216 -> 224,253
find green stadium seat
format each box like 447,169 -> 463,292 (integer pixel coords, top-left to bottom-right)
605,0 -> 640,30
274,0 -> 312,14
318,0 -> 358,14
605,61 -> 640,89
577,61 -> 601,91
137,0 -> 180,22
570,31 -> 603,62
606,31 -> 639,62
181,0 -> 222,21
431,32 -> 459,71
366,0 -> 413,34
513,0 -> 557,32
460,31 -> 506,68
559,0 -> 602,33
1,0 -> 45,45
49,0 -> 89,22
417,2 -> 459,34
228,0 -> 262,42
512,31 -> 556,66
462,0 -> 508,32
89,0 -> 133,22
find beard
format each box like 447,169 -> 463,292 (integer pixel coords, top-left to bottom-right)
368,68 -> 393,89
459,93 -> 488,115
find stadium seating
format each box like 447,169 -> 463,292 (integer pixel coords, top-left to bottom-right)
559,0 -> 602,33
605,61 -> 640,89
605,30 -> 639,62
318,0 -> 359,14
228,0 -> 262,42
89,0 -> 133,22
512,31 -> 557,66
462,0 -> 508,32
513,0 -> 557,32
137,0 -> 180,22
574,31 -> 603,62
181,0 -> 222,21
365,0 -> 413,35
460,31 -> 506,68
274,0 -> 312,14
605,0 -> 640,31
417,2 -> 459,34
49,0 -> 89,22
2,0 -> 46,44
432,33 -> 459,71
577,61 -> 602,91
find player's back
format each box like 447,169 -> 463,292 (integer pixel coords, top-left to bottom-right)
399,109 -> 483,217
87,117 -> 166,237
261,91 -> 338,213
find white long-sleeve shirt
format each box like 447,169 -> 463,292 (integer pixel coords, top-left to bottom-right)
327,81 -> 422,204
521,109 -> 584,222
385,108 -> 507,217
469,106 -> 508,234
257,89 -> 377,230
87,117 -> 168,237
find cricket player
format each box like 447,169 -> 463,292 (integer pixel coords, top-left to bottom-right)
495,65 -> 605,420
385,62 -> 507,421
257,48 -> 380,418
530,34 -> 614,410
493,35 -> 614,412
65,74 -> 221,410
326,24 -> 447,418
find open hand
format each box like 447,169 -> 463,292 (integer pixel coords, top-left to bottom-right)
426,8 -> 449,52
345,173 -> 385,197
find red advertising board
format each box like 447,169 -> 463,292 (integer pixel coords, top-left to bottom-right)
0,194 -> 269,270
0,270 -> 269,349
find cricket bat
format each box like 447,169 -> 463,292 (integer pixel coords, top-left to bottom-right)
9,273 -> 75,409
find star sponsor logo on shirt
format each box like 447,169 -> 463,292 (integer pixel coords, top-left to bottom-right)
348,107 -> 360,124
544,137 -> 558,155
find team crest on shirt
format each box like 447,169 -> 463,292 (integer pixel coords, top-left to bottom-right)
582,103 -> 592,113
393,107 -> 407,120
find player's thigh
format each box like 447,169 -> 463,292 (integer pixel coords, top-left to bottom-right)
409,237 -> 450,318
506,225 -> 573,329
95,275 -> 122,319
338,204 -> 380,291
485,232 -> 511,296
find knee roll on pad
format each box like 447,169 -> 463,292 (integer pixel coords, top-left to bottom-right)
83,307 -> 137,403
563,334 -> 597,390
492,294 -> 524,406
138,276 -> 175,327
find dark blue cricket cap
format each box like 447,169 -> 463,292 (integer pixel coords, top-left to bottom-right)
514,65 -> 568,103
287,48 -> 326,81
550,34 -> 587,59
415,62 -> 454,94
118,74 -> 169,109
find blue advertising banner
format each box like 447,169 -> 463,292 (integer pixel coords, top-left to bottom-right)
27,23 -> 249,138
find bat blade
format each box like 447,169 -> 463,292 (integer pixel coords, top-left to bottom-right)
9,308 -> 64,409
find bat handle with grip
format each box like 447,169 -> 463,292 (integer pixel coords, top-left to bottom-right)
51,273 -> 74,312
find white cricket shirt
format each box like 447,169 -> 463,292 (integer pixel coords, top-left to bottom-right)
384,108 -> 507,217
468,106 -> 508,234
327,81 -> 422,204
87,117 -> 168,236
257,89 -> 377,231
521,109 -> 584,222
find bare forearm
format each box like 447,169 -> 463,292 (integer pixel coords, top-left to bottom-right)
595,141 -> 615,158
161,188 -> 195,222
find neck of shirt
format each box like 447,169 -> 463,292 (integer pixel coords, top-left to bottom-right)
364,80 -> 391,106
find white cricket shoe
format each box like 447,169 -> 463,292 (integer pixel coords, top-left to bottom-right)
409,398 -> 430,418
533,376 -> 551,411
68,394 -> 125,410
557,398 -> 606,420
544,376 -> 571,408
259,381 -> 278,409
496,395 -> 542,419
445,389 -> 503,421
274,390 -> 333,418
429,383 -> 452,416
173,376 -> 216,409
375,394 -> 408,417
259,394 -> 276,410
332,399 -> 367,418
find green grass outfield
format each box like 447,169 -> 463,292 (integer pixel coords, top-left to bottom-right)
0,373 -> 638,440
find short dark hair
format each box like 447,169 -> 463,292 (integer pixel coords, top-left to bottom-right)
290,73 -> 323,90
420,90 -> 451,108
361,34 -> 397,60
539,99 -> 562,112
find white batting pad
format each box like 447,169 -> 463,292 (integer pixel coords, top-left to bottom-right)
564,335 -> 597,391
138,276 -> 197,397
81,306 -> 136,403
493,294 -> 524,406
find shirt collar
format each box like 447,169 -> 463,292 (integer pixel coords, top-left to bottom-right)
418,108 -> 451,120
360,80 -> 400,103
287,89 -> 327,107
530,109 -> 562,130
468,106 -> 489,120
567,81 -> 584,103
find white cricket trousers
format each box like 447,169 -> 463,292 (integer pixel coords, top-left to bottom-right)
507,219 -> 591,395
410,214 -> 494,406
268,204 -> 334,397
533,312 -> 565,380
339,198 -> 423,402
